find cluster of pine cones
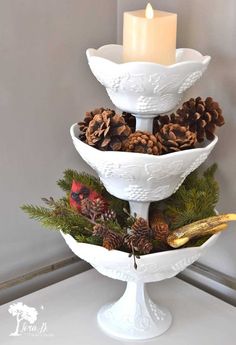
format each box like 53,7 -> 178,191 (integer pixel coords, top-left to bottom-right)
93,212 -> 170,254
78,97 -> 224,155
78,194 -> 169,254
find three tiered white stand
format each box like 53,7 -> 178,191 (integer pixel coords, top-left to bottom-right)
61,45 -> 220,340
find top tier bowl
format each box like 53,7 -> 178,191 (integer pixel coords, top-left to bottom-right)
86,44 -> 211,115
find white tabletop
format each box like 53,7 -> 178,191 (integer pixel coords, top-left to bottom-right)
0,269 -> 235,345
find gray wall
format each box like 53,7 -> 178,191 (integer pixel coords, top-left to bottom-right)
118,0 -> 236,278
0,0 -> 116,283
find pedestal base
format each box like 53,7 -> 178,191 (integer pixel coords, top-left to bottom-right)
97,281 -> 172,340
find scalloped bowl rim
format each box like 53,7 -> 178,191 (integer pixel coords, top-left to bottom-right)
86,44 -> 211,68
61,230 -> 221,262
70,123 -> 218,160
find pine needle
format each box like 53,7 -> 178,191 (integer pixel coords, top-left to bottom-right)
21,204 -> 93,235
151,164 -> 219,230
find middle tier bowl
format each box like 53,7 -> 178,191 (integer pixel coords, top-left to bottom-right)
71,124 -> 218,203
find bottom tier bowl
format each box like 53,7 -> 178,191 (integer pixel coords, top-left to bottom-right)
61,231 -> 220,341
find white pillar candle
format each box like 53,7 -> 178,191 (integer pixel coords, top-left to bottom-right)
123,3 -> 177,65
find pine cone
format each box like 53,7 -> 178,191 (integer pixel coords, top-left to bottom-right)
103,232 -> 123,251
81,198 -> 107,220
149,211 -> 170,243
153,115 -> 170,134
80,198 -> 91,217
93,224 -> 108,237
132,217 -> 150,237
92,224 -> 123,250
124,234 -> 153,254
157,123 -> 196,153
175,97 -> 225,142
124,217 -> 153,254
151,223 -> 170,242
101,209 -> 117,221
135,237 -> 153,254
124,131 -> 162,155
86,109 -> 131,151
78,108 -> 104,141
90,198 -> 107,220
122,112 -> 136,133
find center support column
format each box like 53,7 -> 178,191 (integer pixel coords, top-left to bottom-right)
134,115 -> 154,133
129,201 -> 150,220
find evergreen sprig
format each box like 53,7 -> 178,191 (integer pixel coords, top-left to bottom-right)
22,164 -> 220,251
21,202 -> 93,236
21,190 -> 127,243
151,164 -> 219,230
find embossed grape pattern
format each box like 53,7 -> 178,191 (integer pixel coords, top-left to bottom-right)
87,45 -> 210,114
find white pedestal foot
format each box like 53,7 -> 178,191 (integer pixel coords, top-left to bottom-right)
97,281 -> 172,340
